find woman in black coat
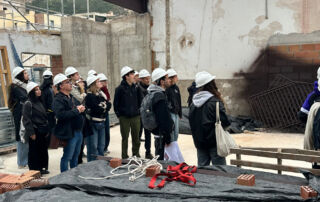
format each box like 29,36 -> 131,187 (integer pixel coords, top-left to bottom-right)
22,82 -> 49,174
189,72 -> 231,166
8,67 -> 29,169
40,71 -> 55,146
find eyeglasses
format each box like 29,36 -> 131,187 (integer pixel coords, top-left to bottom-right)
62,80 -> 72,85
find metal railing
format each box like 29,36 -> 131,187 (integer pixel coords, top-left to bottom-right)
0,0 -> 67,31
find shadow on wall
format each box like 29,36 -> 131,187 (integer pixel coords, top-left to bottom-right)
234,44 -> 320,98
234,44 -> 320,130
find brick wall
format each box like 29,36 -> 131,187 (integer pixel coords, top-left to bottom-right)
51,55 -> 63,76
35,13 -> 44,25
268,44 -> 320,82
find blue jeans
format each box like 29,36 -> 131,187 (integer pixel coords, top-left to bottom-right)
86,122 -> 105,162
60,131 -> 83,172
104,113 -> 110,151
170,113 -> 179,142
17,141 -> 28,167
197,147 -> 226,166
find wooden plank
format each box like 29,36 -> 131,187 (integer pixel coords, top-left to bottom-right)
240,147 -> 320,156
236,154 -> 241,168
0,50 -> 7,107
281,149 -> 320,156
240,147 -> 279,152
0,145 -> 16,154
2,47 -> 12,85
277,148 -> 282,175
230,148 -> 320,163
230,159 -> 320,175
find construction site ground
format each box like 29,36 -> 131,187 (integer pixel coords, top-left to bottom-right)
0,126 -> 308,179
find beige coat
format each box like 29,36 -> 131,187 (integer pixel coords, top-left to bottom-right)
304,102 -> 320,150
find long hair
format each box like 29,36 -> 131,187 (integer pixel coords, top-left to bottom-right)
201,80 -> 224,103
28,89 -> 41,103
8,71 -> 27,111
88,82 -> 99,94
15,71 -> 27,83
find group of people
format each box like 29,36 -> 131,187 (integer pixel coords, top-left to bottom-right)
8,64 -> 232,175
8,66 -> 112,174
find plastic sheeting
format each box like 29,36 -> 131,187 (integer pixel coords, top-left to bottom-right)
0,160 -> 317,201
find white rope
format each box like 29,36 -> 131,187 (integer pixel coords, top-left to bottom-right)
78,155 -> 163,182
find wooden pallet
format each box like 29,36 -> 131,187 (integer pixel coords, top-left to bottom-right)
0,145 -> 16,155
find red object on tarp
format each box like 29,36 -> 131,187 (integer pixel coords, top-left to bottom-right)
148,163 -> 197,189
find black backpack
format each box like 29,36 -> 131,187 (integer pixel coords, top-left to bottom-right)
140,91 -> 158,131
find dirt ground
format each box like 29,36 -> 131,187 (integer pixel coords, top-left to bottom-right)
0,126 -> 308,178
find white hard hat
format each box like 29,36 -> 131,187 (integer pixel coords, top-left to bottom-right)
12,66 -> 24,78
53,73 -> 68,86
317,67 -> 320,79
97,73 -> 108,81
88,69 -> 97,76
26,81 -> 39,94
139,69 -> 150,78
121,66 -> 133,77
195,71 -> 216,88
167,69 -> 177,77
87,75 -> 99,87
134,71 -> 139,76
65,66 -> 78,77
43,70 -> 53,77
151,68 -> 167,82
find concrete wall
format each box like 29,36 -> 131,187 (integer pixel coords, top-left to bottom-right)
61,14 -> 151,102
149,0 -> 320,115
0,30 -> 61,74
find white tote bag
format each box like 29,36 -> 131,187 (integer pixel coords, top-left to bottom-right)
215,102 -> 238,157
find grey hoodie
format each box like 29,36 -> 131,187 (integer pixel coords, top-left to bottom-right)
147,84 -> 165,93
192,91 -> 214,107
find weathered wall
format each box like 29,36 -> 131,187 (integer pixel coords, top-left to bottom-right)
149,0 -> 320,115
0,30 -> 61,74
61,14 -> 151,101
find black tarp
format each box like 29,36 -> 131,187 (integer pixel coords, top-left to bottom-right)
179,108 -> 263,135
0,160 -> 317,201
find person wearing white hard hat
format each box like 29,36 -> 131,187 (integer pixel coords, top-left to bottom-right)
189,71 -> 230,166
97,73 -> 112,155
8,66 -> 30,169
298,66 -> 320,124
136,69 -> 153,159
40,69 -> 55,172
65,66 -> 86,103
165,68 -> 182,142
88,69 -> 97,77
22,82 -> 50,174
84,75 -> 111,162
114,66 -> 142,159
134,71 -> 140,84
142,68 -> 173,160
52,73 -> 86,172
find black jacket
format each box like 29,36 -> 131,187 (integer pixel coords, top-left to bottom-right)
9,84 -> 28,141
166,84 -> 182,118
52,92 -> 82,140
149,84 -> 174,145
22,99 -> 48,138
113,80 -> 142,118
187,82 -> 197,107
41,85 -> 54,112
85,91 -> 111,121
189,96 -> 230,149
40,85 -> 55,133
